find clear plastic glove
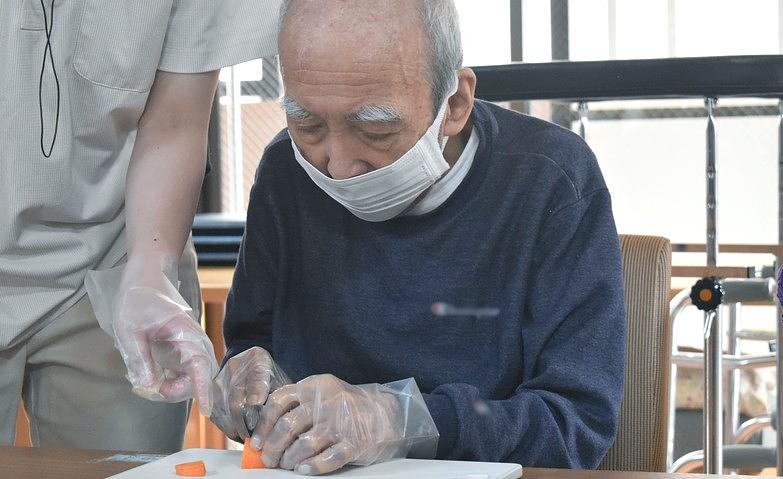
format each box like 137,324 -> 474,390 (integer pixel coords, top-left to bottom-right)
86,261 -> 219,416
252,374 -> 439,476
210,346 -> 290,441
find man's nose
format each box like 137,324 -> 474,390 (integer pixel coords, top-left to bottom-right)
325,140 -> 373,180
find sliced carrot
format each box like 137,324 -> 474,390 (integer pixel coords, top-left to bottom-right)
242,438 -> 266,469
174,460 -> 207,477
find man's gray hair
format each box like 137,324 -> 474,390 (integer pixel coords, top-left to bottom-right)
278,0 -> 463,116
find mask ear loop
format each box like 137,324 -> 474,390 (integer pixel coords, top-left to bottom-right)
39,0 -> 60,158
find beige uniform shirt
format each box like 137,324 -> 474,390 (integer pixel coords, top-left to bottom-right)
0,0 -> 280,349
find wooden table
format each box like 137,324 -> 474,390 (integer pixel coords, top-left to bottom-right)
0,447 -> 161,479
0,446 -> 759,479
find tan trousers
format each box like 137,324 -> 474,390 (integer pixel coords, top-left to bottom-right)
0,242 -> 201,453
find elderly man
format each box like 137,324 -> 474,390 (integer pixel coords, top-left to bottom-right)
212,0 -> 626,475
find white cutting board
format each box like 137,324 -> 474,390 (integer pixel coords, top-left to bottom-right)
108,448 -> 523,479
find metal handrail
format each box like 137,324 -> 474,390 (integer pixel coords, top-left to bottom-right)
472,55 -> 783,102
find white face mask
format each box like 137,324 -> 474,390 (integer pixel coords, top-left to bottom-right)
289,78 -> 458,222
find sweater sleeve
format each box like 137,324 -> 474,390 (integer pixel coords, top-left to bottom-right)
222,157 -> 282,364
422,188 -> 626,468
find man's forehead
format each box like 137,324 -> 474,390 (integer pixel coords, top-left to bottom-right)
283,52 -> 421,111
280,60 -> 427,89
279,59 -> 431,112
278,1 -> 429,88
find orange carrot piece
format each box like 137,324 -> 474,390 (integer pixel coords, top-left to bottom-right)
174,460 -> 207,477
242,438 -> 266,469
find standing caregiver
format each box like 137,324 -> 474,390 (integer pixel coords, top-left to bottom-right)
0,0 -> 280,452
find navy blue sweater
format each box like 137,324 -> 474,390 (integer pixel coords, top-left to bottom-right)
224,100 -> 626,468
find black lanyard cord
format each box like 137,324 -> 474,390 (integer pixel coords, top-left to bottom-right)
39,0 -> 60,158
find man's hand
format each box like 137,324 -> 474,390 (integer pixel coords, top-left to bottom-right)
113,261 -> 218,416
210,346 -> 290,441
252,374 -> 408,476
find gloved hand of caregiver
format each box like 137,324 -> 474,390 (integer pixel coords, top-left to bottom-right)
86,255 -> 219,417
112,259 -> 219,415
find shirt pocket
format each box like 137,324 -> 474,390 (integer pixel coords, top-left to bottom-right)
20,0 -> 44,31
72,0 -> 174,92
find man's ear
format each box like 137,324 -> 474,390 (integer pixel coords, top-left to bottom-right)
443,68 -> 477,137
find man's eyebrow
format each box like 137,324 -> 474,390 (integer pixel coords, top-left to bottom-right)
346,104 -> 403,124
280,95 -> 312,120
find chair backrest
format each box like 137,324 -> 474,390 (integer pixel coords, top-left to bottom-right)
599,235 -> 672,472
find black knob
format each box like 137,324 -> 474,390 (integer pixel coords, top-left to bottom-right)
690,276 -> 724,311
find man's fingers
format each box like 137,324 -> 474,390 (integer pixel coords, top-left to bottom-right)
228,381 -> 250,439
209,406 -> 238,442
242,404 -> 261,432
279,430 -> 334,471
209,376 -> 238,441
261,403 -> 313,468
212,346 -> 281,442
225,359 -> 266,439
295,441 -> 354,476
252,384 -> 299,448
246,365 -> 271,406
295,374 -> 341,405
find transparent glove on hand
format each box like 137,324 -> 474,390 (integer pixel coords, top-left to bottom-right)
253,374 -> 438,476
210,346 -> 290,441
86,262 -> 219,416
